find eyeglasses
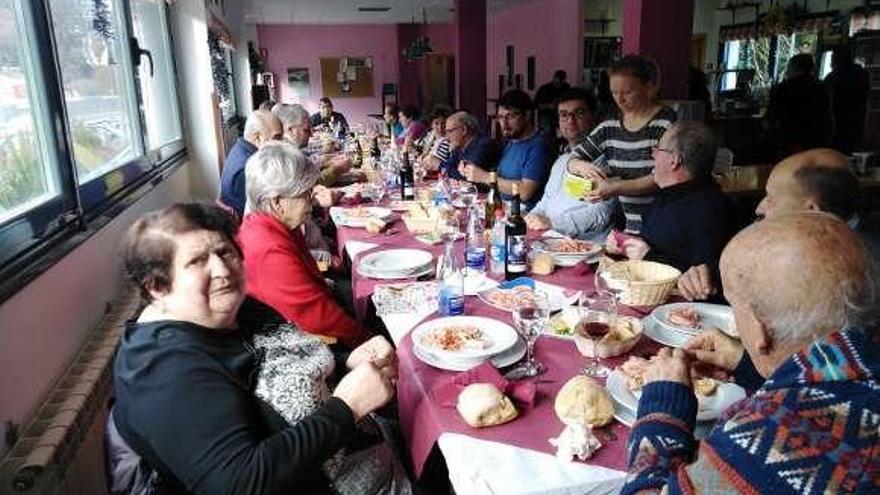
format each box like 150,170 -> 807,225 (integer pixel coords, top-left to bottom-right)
446,125 -> 464,134
652,145 -> 676,155
558,108 -> 590,120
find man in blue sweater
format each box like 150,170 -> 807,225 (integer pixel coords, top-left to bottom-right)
623,212 -> 879,494
219,109 -> 282,216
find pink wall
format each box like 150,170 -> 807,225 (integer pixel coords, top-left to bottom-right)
257,24 -> 399,123
486,0 -> 582,113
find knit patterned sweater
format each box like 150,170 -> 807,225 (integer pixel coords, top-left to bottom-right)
622,326 -> 880,494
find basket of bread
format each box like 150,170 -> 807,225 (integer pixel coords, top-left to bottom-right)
573,315 -> 643,358
599,260 -> 681,306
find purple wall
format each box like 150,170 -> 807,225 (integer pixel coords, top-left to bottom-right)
486,0 -> 582,114
622,0 -> 694,99
257,24 -> 399,123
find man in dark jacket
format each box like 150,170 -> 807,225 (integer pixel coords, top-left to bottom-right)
765,54 -> 832,160
219,109 -> 282,216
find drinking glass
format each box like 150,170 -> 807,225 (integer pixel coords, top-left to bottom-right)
459,182 -> 478,209
507,291 -> 550,379
594,264 -> 624,302
576,293 -> 616,377
368,178 -> 386,203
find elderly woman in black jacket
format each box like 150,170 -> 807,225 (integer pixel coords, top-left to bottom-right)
109,203 -> 402,494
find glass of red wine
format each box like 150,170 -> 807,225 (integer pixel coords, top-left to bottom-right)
576,293 -> 616,377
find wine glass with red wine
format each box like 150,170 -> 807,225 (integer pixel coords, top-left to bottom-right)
576,293 -> 616,377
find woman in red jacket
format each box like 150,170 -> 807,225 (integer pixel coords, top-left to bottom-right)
238,142 -> 369,347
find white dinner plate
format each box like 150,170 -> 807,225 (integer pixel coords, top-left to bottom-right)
642,315 -> 690,347
606,369 -> 746,422
412,316 -> 519,362
357,263 -> 435,281
532,238 -> 603,267
412,336 -> 527,372
651,303 -> 737,338
330,206 -> 394,228
359,249 -> 433,277
477,282 -> 580,313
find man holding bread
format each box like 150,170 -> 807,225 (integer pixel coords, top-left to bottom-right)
621,212 -> 879,494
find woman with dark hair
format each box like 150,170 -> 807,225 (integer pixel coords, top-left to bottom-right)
568,54 -> 678,234
396,104 -> 428,148
109,202 -> 408,494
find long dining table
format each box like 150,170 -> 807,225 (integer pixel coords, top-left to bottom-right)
330,200 -> 670,494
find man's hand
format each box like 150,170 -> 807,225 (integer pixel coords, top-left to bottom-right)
459,160 -> 489,183
678,264 -> 716,301
328,155 -> 352,175
525,213 -> 552,231
643,348 -> 692,387
567,158 -> 607,180
346,336 -> 397,379
682,328 -> 744,373
622,237 -> 650,260
333,362 -> 395,421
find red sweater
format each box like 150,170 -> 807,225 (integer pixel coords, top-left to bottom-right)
238,213 -> 367,347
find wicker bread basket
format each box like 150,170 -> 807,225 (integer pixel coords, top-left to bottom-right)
402,213 -> 438,234
573,316 -> 643,358
600,260 -> 681,306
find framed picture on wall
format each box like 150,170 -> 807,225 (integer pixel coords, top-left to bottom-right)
287,67 -> 310,99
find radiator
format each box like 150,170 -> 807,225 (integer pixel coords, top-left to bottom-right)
0,289 -> 139,494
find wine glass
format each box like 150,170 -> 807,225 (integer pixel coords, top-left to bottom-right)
506,291 -> 550,379
594,263 -> 624,302
576,293 -> 616,377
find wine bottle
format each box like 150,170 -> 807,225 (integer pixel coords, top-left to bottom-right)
505,181 -> 527,280
399,151 -> 415,201
353,137 -> 363,168
484,171 -> 502,230
371,136 -> 381,167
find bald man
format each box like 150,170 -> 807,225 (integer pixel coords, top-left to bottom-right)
622,212 -> 878,494
220,110 -> 283,216
679,148 -> 859,300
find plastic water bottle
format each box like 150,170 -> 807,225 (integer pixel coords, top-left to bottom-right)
465,206 -> 486,272
434,171 -> 451,206
489,209 -> 506,277
438,241 -> 465,315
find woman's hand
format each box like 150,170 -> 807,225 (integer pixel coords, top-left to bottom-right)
346,336 -> 397,379
682,328 -> 744,373
333,362 -> 395,421
567,158 -> 607,180
583,176 -> 616,202
643,348 -> 692,387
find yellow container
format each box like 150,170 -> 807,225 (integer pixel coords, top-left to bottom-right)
563,172 -> 595,198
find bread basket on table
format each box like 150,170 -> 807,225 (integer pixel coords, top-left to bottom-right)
599,260 -> 681,306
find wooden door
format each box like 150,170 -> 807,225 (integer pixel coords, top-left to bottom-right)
420,54 -> 455,110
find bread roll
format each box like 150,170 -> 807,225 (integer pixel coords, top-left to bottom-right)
457,383 -> 518,428
365,218 -> 386,234
554,376 -> 614,427
530,252 -> 555,275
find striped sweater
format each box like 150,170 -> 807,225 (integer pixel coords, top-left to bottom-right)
622,325 -> 880,494
571,106 -> 677,234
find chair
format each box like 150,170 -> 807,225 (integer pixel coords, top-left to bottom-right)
714,147 -> 734,175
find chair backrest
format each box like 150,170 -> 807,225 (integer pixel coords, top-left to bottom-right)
714,147 -> 734,174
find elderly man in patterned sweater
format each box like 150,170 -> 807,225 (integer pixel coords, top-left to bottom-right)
623,211 -> 879,494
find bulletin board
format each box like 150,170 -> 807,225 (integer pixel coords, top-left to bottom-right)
319,57 -> 374,98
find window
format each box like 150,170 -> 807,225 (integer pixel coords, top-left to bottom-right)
0,0 -> 184,291
132,0 -> 183,153
0,0 -> 59,223
720,37 -> 772,93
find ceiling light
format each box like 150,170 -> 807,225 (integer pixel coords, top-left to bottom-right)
357,6 -> 391,12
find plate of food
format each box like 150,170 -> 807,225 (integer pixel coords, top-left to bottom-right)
477,282 -> 580,313
608,355 -> 746,422
532,237 -> 603,267
388,200 -> 418,212
411,316 -> 519,363
651,303 -> 737,338
330,206 -> 394,228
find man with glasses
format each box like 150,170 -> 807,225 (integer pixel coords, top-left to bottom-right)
525,88 -> 616,240
220,109 -> 283,216
441,111 -> 496,180
461,90 -> 552,212
273,103 -> 352,189
608,122 -> 736,301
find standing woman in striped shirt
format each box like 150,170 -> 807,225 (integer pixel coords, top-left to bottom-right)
568,55 -> 677,234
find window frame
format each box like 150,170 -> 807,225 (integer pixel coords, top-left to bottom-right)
0,0 -> 187,304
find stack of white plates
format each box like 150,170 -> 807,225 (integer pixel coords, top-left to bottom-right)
357,249 -> 434,280
531,237 -> 602,267
643,303 -> 737,348
410,316 -> 525,371
606,369 -> 746,433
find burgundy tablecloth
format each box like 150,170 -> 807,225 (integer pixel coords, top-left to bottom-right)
332,207 -> 665,478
